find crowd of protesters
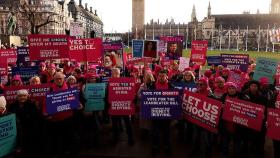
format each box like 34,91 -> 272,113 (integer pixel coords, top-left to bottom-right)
0,54 -> 279,158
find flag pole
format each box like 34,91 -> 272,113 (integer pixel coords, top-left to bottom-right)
246,26 -> 248,51
194,25 -> 197,40
237,26 -> 239,51
186,24 -> 189,50
170,23 -> 172,36
152,22 -> 155,40
211,24 -> 214,50
228,28 -> 231,50
177,24 -> 180,36
258,25 -> 260,52
127,29 -> 130,48
219,25 -> 222,51
144,26 -> 147,40
266,24 -> 269,52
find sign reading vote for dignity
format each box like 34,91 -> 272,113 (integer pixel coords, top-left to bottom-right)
182,91 -> 222,133
141,90 -> 182,120
46,88 -> 80,115
108,77 -> 136,115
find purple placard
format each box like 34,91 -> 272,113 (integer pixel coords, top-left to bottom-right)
17,47 -> 29,66
221,54 -> 249,72
46,88 -> 80,115
141,90 -> 182,120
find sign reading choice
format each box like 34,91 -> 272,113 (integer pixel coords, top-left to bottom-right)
182,91 -> 222,133
222,98 -> 265,131
108,77 -> 136,115
141,90 -> 182,119
46,88 -> 80,115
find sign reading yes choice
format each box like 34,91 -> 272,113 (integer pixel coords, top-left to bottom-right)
28,34 -> 69,60
84,83 -> 106,111
46,88 -> 80,115
182,91 -> 222,133
0,114 -> 17,158
266,108 -> 280,141
253,57 -> 278,84
69,38 -> 102,62
108,77 -> 136,115
221,54 -> 249,72
222,98 -> 265,131
141,90 -> 182,120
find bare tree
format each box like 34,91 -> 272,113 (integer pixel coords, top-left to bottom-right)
19,0 -> 58,34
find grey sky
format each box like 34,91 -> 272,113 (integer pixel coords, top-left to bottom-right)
79,0 -> 270,33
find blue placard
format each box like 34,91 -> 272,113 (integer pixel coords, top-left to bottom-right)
141,90 -> 182,120
207,56 -> 221,66
17,47 -> 30,66
46,88 -> 80,115
253,57 -> 278,84
96,66 -> 112,82
84,83 -> 106,111
12,66 -> 39,84
0,114 -> 17,157
132,40 -> 144,58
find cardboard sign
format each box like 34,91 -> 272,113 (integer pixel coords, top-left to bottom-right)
143,40 -> 158,58
0,49 -> 17,65
46,88 -> 80,115
17,47 -> 30,66
108,77 -> 136,115
103,42 -> 124,68
207,56 -> 221,66
190,40 -> 208,65
182,91 -> 222,133
267,108 -> 280,141
179,57 -> 190,71
141,90 -> 182,120
4,84 -> 51,104
160,36 -> 183,60
222,98 -> 265,131
84,83 -> 106,111
12,66 -> 39,84
0,114 -> 17,158
221,54 -> 249,72
69,38 -> 102,62
253,57 -> 278,84
28,34 -> 69,60
132,40 -> 144,58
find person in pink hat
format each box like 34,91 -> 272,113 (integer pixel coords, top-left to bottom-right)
11,75 -> 23,86
213,77 -> 226,99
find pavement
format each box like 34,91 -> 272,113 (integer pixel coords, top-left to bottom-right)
79,121 -> 275,158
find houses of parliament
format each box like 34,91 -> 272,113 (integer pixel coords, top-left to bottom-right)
132,0 -> 280,50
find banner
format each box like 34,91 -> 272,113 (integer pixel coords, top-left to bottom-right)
221,54 -> 249,72
179,57 -> 190,71
276,63 -> 280,87
0,114 -> 17,158
141,90 -> 182,119
253,57 -> 278,84
4,84 -> 51,104
84,83 -> 106,111
0,62 -> 7,76
267,108 -> 280,141
132,40 -> 144,58
143,40 -> 158,58
12,66 -> 39,84
69,38 -> 102,62
46,88 -> 80,115
103,42 -> 124,68
17,47 -> 30,66
190,40 -> 208,65
182,91 -> 222,133
0,49 -> 17,65
108,77 -> 136,115
28,34 -> 69,60
207,56 -> 221,66
160,36 -> 183,60
222,98 -> 265,131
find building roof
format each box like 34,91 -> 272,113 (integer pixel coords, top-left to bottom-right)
75,5 -> 103,25
213,13 -> 280,29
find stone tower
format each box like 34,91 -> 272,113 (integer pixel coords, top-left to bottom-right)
132,0 -> 145,38
208,1 -> 211,18
271,0 -> 280,14
191,5 -> 197,22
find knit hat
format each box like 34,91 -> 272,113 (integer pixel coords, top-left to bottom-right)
225,82 -> 238,90
0,96 -> 6,111
12,75 -> 22,82
49,64 -> 56,69
215,76 -> 225,83
17,89 -> 29,96
259,77 -> 269,86
39,62 -> 46,67
204,70 -> 212,78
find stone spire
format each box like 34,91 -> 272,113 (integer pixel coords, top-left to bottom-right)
191,4 -> 197,22
208,1 -> 211,18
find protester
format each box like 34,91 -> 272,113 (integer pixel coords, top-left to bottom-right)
30,76 -> 41,85
110,68 -> 134,146
8,89 -> 43,158
0,96 -> 7,116
11,75 -> 23,86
